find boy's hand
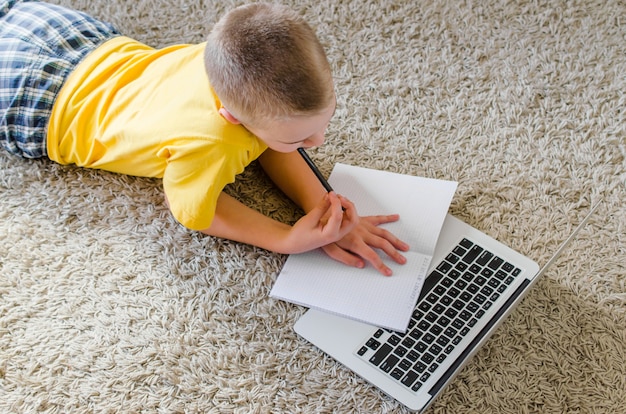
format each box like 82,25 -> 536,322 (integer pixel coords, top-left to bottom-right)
321,214 -> 410,276
282,192 -> 359,253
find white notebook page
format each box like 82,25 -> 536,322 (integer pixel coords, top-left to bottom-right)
270,163 -> 457,331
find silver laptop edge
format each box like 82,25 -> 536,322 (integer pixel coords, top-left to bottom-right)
295,202 -> 600,412
420,200 -> 600,412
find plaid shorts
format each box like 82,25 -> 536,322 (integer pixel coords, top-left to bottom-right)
0,0 -> 120,158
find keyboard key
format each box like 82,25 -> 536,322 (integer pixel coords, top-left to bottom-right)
448,287 -> 461,298
452,319 -> 464,330
437,315 -> 451,326
391,368 -> 405,380
445,253 -> 460,264
455,261 -> 468,271
402,337 -> 416,348
480,286 -> 494,296
415,361 -> 427,373
398,359 -> 413,372
428,362 -> 439,372
425,312 -> 438,323
495,270 -> 508,280
409,329 -> 424,341
380,355 -> 400,373
433,304 -> 446,314
418,301 -> 431,312
437,261 -> 453,273
389,335 -> 401,346
445,307 -> 459,319
402,370 -> 419,387
369,344 -> 393,366
426,293 -> 439,304
407,350 -> 419,362
454,279 -> 468,289
422,353 -> 435,364
462,245 -> 483,264
452,246 -> 466,256
423,333 -> 436,344
488,278 -> 501,288
429,344 -> 442,355
394,346 -> 408,357
476,250 -> 493,266
436,336 -> 450,346
444,327 -> 458,338
488,256 -> 504,270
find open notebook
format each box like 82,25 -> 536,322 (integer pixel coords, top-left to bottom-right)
270,163 -> 458,331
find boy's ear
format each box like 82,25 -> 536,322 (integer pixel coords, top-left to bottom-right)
219,107 -> 241,125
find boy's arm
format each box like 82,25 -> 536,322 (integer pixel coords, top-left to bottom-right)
200,190 -> 358,255
258,149 -> 409,276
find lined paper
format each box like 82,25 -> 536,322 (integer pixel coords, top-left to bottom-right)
270,163 -> 457,331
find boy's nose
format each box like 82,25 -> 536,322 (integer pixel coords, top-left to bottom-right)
304,131 -> 325,148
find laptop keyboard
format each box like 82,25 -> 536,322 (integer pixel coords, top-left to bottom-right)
356,238 -> 522,392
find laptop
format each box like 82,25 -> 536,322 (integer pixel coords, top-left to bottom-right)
294,204 -> 599,412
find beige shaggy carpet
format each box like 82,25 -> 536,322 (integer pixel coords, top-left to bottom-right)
1,0 -> 625,412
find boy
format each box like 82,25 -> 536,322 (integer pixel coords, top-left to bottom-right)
0,1 -> 409,275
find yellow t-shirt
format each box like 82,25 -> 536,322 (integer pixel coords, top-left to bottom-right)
47,36 -> 267,231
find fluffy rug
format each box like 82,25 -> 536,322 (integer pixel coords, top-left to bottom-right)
1,0 -> 624,412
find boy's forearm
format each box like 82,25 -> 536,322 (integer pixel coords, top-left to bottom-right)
200,191 -> 292,253
258,149 -> 327,213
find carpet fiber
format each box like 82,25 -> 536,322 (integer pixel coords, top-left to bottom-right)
1,0 -> 625,412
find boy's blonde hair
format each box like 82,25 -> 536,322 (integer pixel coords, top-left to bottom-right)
204,3 -> 334,127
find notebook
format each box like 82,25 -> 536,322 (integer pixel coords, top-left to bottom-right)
271,163 -> 458,331
294,203 -> 599,412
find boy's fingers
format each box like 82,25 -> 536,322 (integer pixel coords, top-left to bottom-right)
322,243 -> 365,269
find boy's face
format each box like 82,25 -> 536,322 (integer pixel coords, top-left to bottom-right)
245,100 -> 336,153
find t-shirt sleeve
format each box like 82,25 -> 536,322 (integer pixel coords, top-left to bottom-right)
159,139 -> 249,231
